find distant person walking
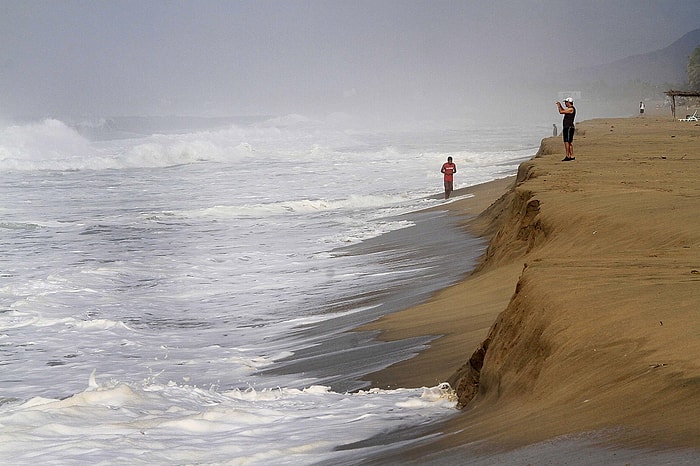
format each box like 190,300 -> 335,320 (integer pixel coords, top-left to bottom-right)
441,156 -> 456,199
556,97 -> 576,161
639,101 -> 645,115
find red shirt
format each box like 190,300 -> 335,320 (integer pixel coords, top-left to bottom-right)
441,162 -> 456,182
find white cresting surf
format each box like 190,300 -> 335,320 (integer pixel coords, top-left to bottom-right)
0,114 -> 545,463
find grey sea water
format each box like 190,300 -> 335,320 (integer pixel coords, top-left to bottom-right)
0,115 -> 543,463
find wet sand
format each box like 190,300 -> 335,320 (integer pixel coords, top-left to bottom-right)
360,114 -> 700,461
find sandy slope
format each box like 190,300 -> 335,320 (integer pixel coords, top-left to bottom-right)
362,115 -> 700,452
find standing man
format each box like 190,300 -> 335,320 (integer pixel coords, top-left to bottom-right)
556,97 -> 576,161
639,101 -> 645,116
441,156 -> 456,199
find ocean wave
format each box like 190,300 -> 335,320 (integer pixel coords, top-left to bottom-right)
0,309 -> 41,330
0,119 -> 97,171
0,118 -> 257,172
0,221 -> 42,230
0,373 -> 456,464
0,115 -> 539,174
173,193 -> 418,219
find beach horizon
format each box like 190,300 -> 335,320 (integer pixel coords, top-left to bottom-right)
359,114 -> 700,463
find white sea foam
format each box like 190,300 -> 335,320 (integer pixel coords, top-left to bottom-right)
0,374 -> 457,464
0,119 -> 94,170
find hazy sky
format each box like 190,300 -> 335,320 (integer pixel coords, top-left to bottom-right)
1,0 -> 698,119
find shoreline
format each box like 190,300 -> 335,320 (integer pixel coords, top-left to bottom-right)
358,176 -> 518,390
361,115 -> 700,461
262,188 -> 491,392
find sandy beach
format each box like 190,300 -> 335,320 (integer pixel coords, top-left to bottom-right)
361,114 -> 700,461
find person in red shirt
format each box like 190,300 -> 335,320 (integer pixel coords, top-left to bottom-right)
440,156 -> 457,199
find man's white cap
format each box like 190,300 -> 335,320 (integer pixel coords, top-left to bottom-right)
564,97 -> 573,102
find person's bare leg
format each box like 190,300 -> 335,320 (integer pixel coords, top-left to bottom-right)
564,141 -> 574,160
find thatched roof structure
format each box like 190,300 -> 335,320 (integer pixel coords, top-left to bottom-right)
665,90 -> 700,118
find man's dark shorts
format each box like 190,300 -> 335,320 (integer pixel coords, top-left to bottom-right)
563,127 -> 575,143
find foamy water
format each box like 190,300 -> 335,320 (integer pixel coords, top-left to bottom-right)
0,115 -> 544,463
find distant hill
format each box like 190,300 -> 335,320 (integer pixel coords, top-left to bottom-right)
571,28 -> 700,86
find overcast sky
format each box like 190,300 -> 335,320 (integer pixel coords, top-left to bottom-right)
1,0 -> 698,120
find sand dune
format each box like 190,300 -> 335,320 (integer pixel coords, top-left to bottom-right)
363,115 -> 700,456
